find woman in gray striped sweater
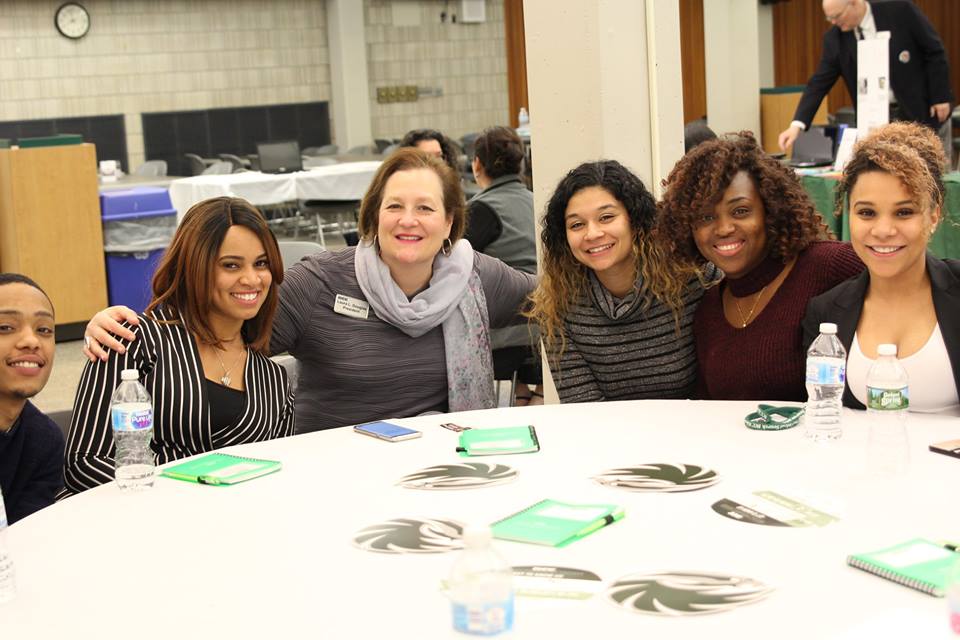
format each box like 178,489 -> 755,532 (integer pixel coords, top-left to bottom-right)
64,198 -> 295,495
528,161 -> 712,402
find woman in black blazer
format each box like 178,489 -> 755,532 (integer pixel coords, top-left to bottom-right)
802,123 -> 960,413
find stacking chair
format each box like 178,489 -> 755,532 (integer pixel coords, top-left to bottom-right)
202,161 -> 233,175
134,160 -> 168,177
184,153 -> 207,176
278,240 -> 324,271
302,144 -> 339,157
218,153 -> 250,172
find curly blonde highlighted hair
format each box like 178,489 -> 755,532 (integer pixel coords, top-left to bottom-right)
835,122 -> 947,218
526,160 -> 702,361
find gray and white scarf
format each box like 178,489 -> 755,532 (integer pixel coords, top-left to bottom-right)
354,238 -> 495,412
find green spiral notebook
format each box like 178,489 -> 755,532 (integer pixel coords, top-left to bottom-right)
491,499 -> 624,547
456,426 -> 540,457
847,538 -> 958,597
161,453 -> 282,486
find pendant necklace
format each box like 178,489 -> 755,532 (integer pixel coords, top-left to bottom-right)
733,286 -> 768,328
213,344 -> 245,386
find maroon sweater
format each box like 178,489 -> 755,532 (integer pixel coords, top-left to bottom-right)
695,241 -> 864,401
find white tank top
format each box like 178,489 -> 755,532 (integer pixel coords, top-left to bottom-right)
847,324 -> 960,415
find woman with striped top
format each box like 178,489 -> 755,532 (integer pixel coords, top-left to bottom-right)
527,161 -> 713,402
63,198 -> 295,495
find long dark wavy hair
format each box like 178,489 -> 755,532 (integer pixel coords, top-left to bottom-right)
527,160 -> 701,358
147,197 -> 283,353
657,131 -> 831,267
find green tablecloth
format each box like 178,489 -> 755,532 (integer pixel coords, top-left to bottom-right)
802,171 -> 960,259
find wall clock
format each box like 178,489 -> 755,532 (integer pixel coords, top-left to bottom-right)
55,3 -> 90,40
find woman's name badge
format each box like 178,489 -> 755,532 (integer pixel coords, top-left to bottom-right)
334,294 -> 370,319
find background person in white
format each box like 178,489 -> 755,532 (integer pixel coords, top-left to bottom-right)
777,0 -> 953,153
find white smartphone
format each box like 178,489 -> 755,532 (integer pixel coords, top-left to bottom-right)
353,421 -> 422,442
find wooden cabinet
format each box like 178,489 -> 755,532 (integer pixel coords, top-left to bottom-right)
0,143 -> 107,335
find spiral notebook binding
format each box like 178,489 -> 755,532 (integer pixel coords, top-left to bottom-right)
846,555 -> 942,596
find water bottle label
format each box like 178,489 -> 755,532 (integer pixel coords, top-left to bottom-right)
452,597 -> 514,635
112,408 -> 153,432
806,357 -> 845,385
866,386 -> 909,411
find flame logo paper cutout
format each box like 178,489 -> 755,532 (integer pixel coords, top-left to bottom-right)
397,463 -> 518,490
593,463 -> 720,492
353,518 -> 464,554
606,572 -> 773,616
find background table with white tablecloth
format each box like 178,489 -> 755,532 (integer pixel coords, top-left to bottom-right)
168,161 -> 381,222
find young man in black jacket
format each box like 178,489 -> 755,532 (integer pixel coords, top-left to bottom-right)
0,273 -> 64,525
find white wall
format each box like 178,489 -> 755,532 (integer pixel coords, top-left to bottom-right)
0,0 -> 332,168
703,0 -> 762,135
364,0 -> 509,141
0,0 -> 512,168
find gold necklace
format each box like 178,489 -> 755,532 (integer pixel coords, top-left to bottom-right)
213,344 -> 246,386
733,285 -> 768,328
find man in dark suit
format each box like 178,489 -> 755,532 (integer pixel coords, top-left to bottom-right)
778,0 -> 953,152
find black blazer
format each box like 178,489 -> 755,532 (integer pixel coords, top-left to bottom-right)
801,254 -> 960,409
794,0 -> 953,129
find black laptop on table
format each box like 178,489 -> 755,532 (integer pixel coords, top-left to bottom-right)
256,140 -> 303,174
789,130 -> 834,168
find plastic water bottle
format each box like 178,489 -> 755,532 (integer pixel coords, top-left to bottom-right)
865,344 -> 910,476
0,487 -> 15,604
517,107 -> 530,132
948,553 -> 960,635
449,525 -> 514,635
804,322 -> 846,441
111,369 -> 155,491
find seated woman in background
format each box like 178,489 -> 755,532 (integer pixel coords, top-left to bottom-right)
65,198 -> 294,495
803,122 -> 960,414
399,128 -> 461,174
466,126 -> 541,404
85,150 -> 535,432
656,132 -> 863,401
527,160 -> 711,403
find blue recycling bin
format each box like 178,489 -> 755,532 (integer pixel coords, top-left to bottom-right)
99,187 -> 177,313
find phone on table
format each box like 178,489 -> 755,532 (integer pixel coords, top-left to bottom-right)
354,420 -> 422,442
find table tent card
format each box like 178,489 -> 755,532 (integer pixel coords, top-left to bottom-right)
593,463 -> 720,493
605,572 -> 774,616
396,463 -> 518,490
711,490 -> 841,528
352,518 -> 464,554
511,566 -> 604,600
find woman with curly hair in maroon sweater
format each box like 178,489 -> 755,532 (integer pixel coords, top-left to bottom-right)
657,132 -> 863,401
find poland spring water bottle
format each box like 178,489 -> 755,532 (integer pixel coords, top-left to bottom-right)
865,343 -> 910,476
947,552 -> 960,635
0,486 -> 15,604
111,369 -> 155,491
804,322 -> 846,441
449,525 -> 514,635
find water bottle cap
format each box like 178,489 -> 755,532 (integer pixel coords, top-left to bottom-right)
819,322 -> 837,334
461,524 -> 492,549
120,369 -> 139,381
877,343 -> 898,357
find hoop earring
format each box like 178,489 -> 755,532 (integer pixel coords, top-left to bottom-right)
442,238 -> 453,256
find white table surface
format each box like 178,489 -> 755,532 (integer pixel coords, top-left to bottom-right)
168,161 -> 381,222
5,401 -> 959,639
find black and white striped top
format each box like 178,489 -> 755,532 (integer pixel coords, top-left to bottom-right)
548,271 -> 712,403
63,307 -> 295,495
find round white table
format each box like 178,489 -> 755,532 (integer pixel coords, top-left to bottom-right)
5,401 -> 958,639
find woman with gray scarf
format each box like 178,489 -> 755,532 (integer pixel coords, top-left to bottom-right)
83,149 -> 535,432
